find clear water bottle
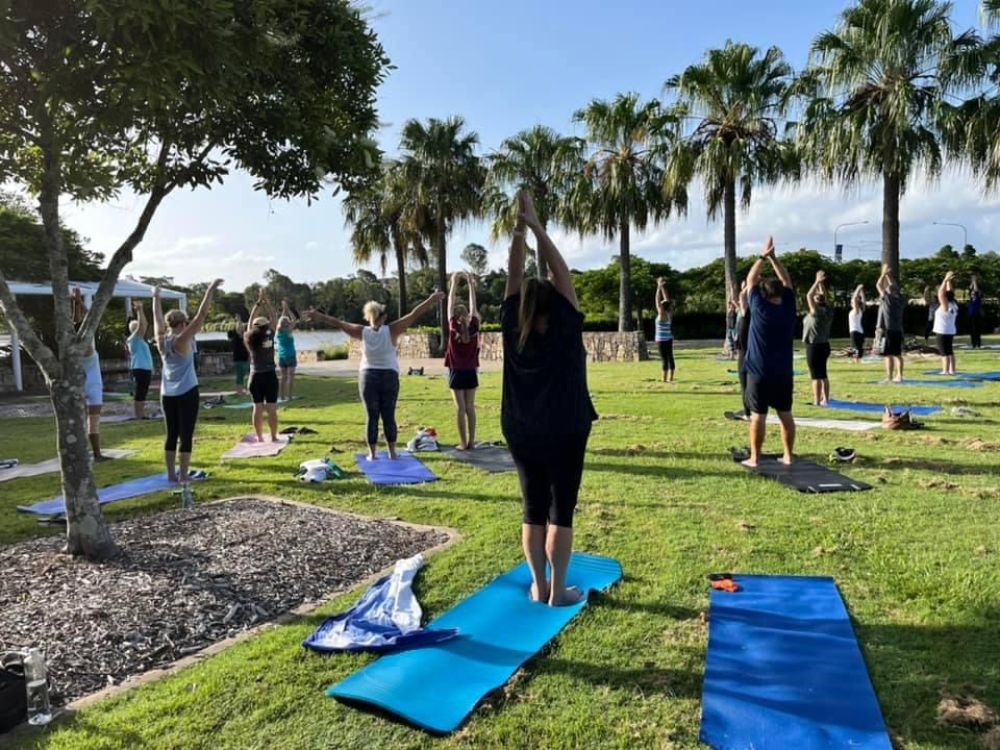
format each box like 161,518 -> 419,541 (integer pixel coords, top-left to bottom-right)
180,482 -> 194,509
23,648 -> 51,726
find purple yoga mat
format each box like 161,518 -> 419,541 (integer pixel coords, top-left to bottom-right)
222,434 -> 292,459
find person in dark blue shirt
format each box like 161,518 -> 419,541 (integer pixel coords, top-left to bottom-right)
742,236 -> 796,467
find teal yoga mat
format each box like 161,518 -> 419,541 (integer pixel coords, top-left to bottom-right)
328,553 -> 623,734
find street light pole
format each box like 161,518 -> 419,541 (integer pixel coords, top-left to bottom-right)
834,221 -> 870,262
932,221 -> 968,251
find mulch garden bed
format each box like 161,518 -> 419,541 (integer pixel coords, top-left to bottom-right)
0,498 -> 449,706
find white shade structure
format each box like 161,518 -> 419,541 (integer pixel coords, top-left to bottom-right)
2,279 -> 187,392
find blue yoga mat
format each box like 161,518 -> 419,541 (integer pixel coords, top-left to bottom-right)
701,575 -> 892,750
329,553 -> 623,734
355,451 -> 438,486
18,472 -> 206,516
822,399 -> 941,416
922,370 -> 1000,381
868,379 -> 982,389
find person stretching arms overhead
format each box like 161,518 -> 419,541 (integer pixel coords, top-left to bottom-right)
742,237 -> 796,468
503,190 -> 598,607
306,291 -> 443,460
445,271 -> 481,450
932,271 -> 959,376
654,278 -> 675,383
803,271 -> 833,406
848,284 -> 866,364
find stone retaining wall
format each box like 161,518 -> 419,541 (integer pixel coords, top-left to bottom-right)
348,333 -> 442,360
346,331 -> 647,363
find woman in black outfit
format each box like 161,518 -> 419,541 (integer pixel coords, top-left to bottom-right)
502,190 -> 598,607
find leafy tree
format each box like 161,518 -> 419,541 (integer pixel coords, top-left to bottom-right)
343,160 -> 428,318
664,40 -> 797,305
0,0 -> 388,559
799,0 -> 979,279
483,125 -> 584,278
460,243 -> 489,277
398,117 -> 485,341
571,93 -> 687,331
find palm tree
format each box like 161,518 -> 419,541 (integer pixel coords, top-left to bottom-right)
571,93 -> 686,331
343,161 -> 428,318
663,41 -> 797,305
939,1 -> 1000,190
799,0 -> 979,279
484,125 -> 584,278
398,117 -> 484,341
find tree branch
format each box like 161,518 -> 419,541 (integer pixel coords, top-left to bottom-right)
0,268 -> 59,375
80,140 -> 175,342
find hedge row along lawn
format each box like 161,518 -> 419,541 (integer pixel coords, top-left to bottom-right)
3,341 -> 999,749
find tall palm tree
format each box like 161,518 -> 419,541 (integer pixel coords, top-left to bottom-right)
571,93 -> 686,331
343,161 -> 428,318
663,41 -> 797,305
398,116 -> 484,341
799,0 -> 979,279
484,125 -> 584,278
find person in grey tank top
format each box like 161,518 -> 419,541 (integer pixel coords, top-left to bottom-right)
153,280 -> 223,485
306,290 -> 443,460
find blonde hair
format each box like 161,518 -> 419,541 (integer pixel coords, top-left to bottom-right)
363,301 -> 386,325
165,309 -> 188,328
128,320 -> 140,334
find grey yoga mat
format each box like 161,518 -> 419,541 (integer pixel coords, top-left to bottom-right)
737,455 -> 872,493
445,444 -> 516,473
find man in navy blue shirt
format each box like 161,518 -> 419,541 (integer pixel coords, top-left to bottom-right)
742,236 -> 796,467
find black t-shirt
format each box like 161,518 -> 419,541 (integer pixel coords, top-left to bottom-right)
501,292 -> 597,445
227,330 -> 250,362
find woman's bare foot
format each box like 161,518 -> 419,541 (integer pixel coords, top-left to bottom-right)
780,453 -> 793,465
740,457 -> 758,469
549,586 -> 584,607
529,581 -> 549,603
366,452 -> 377,461
387,450 -> 398,460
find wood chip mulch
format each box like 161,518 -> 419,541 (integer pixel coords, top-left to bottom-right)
0,498 -> 448,706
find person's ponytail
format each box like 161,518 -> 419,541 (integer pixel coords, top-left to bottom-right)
517,278 -> 554,351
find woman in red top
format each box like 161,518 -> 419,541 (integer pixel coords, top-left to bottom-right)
445,271 -> 480,450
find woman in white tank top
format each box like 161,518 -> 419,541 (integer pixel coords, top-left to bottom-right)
306,291 -> 443,459
932,271 -> 959,375
848,284 -> 865,364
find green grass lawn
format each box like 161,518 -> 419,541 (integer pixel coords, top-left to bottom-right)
3,342 -> 1000,749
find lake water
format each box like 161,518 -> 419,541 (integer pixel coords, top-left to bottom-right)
195,330 -> 348,351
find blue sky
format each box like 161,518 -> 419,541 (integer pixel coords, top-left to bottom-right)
63,0 -> 994,290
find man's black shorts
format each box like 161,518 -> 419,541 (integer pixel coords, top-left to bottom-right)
745,375 -> 793,415
881,329 -> 903,357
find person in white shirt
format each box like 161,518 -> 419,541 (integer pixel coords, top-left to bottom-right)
848,284 -> 866,364
306,291 -> 443,460
932,271 -> 959,376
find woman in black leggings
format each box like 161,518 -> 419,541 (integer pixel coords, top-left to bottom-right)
503,191 -> 597,607
153,280 -> 222,483
305,291 -> 442,460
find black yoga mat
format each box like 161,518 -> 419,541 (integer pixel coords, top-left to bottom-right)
444,445 -> 516,473
738,455 -> 871,493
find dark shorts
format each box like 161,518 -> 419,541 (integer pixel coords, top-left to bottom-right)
279,356 -> 297,369
510,431 -> 590,528
805,342 -> 831,380
131,368 -> 152,402
882,330 -> 903,357
745,375 -> 793,415
936,333 -> 955,356
851,331 -> 865,357
448,369 -> 479,390
249,370 -> 279,404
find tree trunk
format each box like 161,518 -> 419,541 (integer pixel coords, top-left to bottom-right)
51,373 -> 118,558
435,217 -> 448,345
723,177 -> 737,306
618,220 -> 632,332
536,221 -> 549,280
882,171 -> 901,280
395,244 -> 408,318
